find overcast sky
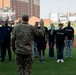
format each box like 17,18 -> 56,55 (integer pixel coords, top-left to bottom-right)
40,0 -> 76,18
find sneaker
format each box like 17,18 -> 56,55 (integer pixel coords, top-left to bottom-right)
49,57 -> 54,59
49,57 -> 52,59
57,59 -> 60,63
61,59 -> 64,63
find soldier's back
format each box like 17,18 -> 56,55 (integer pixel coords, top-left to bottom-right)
15,23 -> 34,54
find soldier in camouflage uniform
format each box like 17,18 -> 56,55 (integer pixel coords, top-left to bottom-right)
12,14 -> 44,75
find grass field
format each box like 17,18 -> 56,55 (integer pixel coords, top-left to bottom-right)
0,48 -> 76,75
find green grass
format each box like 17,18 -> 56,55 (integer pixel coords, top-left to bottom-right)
0,48 -> 76,75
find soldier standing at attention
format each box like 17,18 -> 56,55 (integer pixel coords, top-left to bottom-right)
12,14 -> 44,75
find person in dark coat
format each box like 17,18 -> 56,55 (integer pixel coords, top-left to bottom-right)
1,20 -> 12,63
37,19 -> 48,62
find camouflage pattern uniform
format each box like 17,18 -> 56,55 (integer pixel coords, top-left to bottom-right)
12,20 -> 44,75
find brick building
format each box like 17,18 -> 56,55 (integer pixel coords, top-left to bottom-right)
0,0 -> 40,19
11,0 -> 40,19
0,0 -> 11,9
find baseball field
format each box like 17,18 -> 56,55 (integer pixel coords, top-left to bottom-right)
0,47 -> 76,75
0,24 -> 76,75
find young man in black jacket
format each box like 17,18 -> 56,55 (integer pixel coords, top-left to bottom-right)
55,23 -> 67,63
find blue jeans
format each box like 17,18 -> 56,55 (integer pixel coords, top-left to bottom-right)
33,41 -> 38,57
56,45 -> 64,59
49,41 -> 54,58
65,40 -> 72,57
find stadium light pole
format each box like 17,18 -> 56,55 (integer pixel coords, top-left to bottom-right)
49,8 -> 51,20
57,7 -> 61,24
49,8 -> 52,20
67,6 -> 70,21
